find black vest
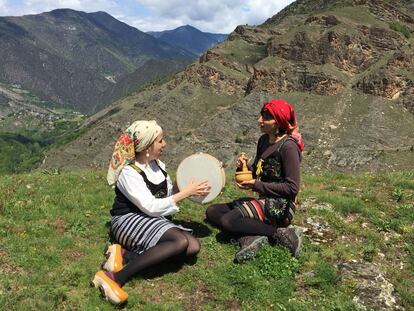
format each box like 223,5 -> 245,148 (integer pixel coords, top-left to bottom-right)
110,161 -> 168,216
258,136 -> 294,184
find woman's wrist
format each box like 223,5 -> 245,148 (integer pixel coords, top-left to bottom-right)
172,189 -> 189,204
252,180 -> 260,192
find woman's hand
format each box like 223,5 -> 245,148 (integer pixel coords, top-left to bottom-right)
235,153 -> 249,170
183,179 -> 211,197
236,179 -> 256,190
172,179 -> 211,203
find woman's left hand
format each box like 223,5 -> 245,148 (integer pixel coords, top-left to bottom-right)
236,179 -> 256,190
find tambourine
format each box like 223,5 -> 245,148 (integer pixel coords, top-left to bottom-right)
176,153 -> 225,204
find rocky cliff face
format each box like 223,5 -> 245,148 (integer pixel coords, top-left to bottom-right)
41,0 -> 414,173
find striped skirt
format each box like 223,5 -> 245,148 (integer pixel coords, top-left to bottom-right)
232,197 -> 295,227
110,212 -> 191,254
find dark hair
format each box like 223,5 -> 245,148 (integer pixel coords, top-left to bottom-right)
278,127 -> 286,134
260,109 -> 273,121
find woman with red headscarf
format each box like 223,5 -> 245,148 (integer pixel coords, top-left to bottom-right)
206,99 -> 304,262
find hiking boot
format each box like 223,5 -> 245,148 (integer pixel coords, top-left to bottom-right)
91,271 -> 128,305
272,227 -> 302,258
235,235 -> 269,263
102,244 -> 124,273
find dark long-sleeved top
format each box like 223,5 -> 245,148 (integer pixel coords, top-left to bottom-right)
250,134 -> 301,201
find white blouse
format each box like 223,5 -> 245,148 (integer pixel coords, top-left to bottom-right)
116,160 -> 179,217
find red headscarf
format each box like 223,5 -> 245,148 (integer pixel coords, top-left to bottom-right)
262,99 -> 305,152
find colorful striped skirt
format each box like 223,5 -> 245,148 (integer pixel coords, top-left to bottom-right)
232,197 -> 295,227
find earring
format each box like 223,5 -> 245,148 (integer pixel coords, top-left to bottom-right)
146,151 -> 150,158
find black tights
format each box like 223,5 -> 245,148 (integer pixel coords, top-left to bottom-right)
206,203 -> 278,237
114,228 -> 199,286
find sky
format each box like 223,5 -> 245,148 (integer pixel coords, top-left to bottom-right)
0,0 -> 295,33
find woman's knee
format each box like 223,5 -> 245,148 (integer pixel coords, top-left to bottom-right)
221,209 -> 243,232
162,228 -> 189,253
186,236 -> 200,257
205,204 -> 218,222
206,203 -> 230,226
174,233 -> 189,253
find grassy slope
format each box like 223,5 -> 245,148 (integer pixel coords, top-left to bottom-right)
0,116 -> 86,174
0,81 -> 87,174
0,170 -> 413,310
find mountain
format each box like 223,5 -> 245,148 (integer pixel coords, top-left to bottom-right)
101,59 -> 190,105
0,9 -> 195,115
147,25 -> 228,56
41,0 -> 414,173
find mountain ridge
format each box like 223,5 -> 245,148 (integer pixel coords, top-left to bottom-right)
38,0 -> 414,173
0,9 -> 195,115
147,25 -> 227,56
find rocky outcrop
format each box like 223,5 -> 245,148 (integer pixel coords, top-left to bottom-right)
167,64 -> 245,95
304,15 -> 340,27
359,26 -> 407,51
267,31 -> 377,74
355,72 -> 412,99
228,25 -> 273,45
199,50 -> 244,72
355,51 -> 414,102
340,261 -> 404,311
246,65 -> 343,96
389,52 -> 414,112
387,52 -> 414,70
267,32 -> 318,61
366,0 -> 414,24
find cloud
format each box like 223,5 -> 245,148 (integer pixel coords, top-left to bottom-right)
128,0 -> 294,32
0,0 -> 9,15
7,0 -> 120,15
1,0 -> 295,33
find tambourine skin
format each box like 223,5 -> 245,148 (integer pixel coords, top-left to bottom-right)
176,153 -> 225,204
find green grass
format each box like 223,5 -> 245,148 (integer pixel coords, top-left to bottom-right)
332,6 -> 386,27
0,110 -> 86,174
0,171 -> 413,310
216,40 -> 266,65
390,22 -> 412,39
